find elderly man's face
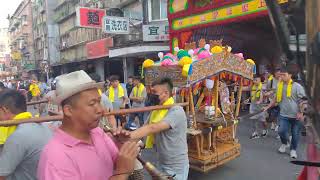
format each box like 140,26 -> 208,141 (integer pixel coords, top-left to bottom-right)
67,88 -> 103,130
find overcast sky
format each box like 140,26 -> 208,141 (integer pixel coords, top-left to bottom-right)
0,0 -> 23,28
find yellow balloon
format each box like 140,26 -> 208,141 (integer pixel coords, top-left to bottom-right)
182,64 -> 191,77
211,46 -> 223,54
143,59 -> 154,68
246,59 -> 255,65
178,56 -> 192,66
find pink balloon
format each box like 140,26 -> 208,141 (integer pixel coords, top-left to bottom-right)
193,48 -> 200,55
163,53 -> 178,61
161,59 -> 175,66
197,51 -> 211,60
235,53 -> 244,60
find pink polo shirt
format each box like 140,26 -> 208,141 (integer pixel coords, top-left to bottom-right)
37,127 -> 118,180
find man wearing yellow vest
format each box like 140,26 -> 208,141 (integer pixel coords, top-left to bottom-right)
264,67 -> 306,159
130,78 -> 189,180
106,75 -> 128,126
249,75 -> 268,139
127,76 -> 147,130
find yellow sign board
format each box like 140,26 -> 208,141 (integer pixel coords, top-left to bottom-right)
172,0 -> 288,31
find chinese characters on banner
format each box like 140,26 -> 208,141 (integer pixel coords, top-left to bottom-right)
103,16 -> 130,34
172,0 -> 288,31
142,23 -> 170,41
76,7 -> 106,28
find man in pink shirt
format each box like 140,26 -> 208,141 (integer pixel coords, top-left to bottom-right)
37,70 -> 140,180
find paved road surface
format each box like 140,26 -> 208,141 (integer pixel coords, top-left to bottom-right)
142,117 -> 306,180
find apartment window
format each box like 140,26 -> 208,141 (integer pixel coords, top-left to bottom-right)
149,0 -> 167,21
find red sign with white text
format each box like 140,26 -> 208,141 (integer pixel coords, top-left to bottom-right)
76,7 -> 106,28
86,38 -> 113,59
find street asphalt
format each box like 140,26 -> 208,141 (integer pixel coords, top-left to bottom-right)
142,117 -> 306,180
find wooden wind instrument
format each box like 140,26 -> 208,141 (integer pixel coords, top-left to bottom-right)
0,102 -> 189,127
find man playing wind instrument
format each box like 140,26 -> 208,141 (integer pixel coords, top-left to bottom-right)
37,70 -> 140,180
264,67 -> 306,159
130,78 -> 189,180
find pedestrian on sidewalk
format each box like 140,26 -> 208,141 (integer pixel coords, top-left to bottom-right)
37,70 -> 140,180
248,75 -> 268,139
264,67 -> 306,159
127,76 -> 147,130
130,78 -> 189,180
0,89 -> 52,180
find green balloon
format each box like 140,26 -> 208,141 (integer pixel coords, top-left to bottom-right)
177,50 -> 190,59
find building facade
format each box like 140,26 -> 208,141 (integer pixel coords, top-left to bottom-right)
8,0 -> 35,76
32,0 -> 60,80
106,0 -> 169,82
0,28 -> 10,72
53,0 -> 106,78
49,0 -> 169,82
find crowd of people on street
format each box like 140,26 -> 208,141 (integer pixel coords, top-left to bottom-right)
0,70 -> 188,180
0,65 -> 308,180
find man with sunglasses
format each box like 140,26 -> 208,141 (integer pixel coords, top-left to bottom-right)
130,78 -> 189,180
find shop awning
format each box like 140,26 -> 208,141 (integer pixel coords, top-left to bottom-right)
109,45 -> 170,58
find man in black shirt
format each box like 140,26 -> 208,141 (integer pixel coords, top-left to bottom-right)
126,76 -> 134,107
126,76 -> 134,96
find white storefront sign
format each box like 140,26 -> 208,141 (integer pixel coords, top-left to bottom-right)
103,16 -> 130,34
143,23 -> 169,41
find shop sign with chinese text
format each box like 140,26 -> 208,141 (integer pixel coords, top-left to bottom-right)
171,0 -> 288,31
103,16 -> 130,34
143,23 -> 170,41
76,7 -> 106,28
